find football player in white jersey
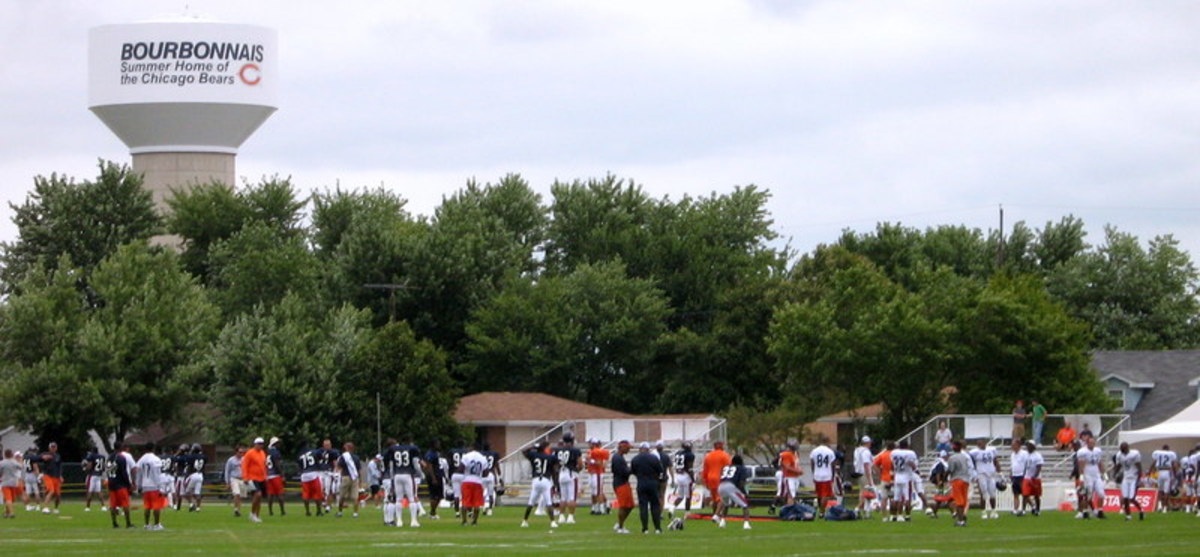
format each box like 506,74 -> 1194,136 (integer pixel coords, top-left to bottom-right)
968,439 -> 999,519
1076,437 -> 1107,519
1150,445 -> 1178,513
1184,446 -> 1199,514
852,437 -> 875,518
1008,439 -> 1029,516
1117,442 -> 1144,521
1021,442 -> 1045,517
888,440 -> 918,522
810,443 -> 837,512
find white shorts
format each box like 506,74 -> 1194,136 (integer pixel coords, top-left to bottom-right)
590,472 -> 604,497
186,472 -> 204,496
1157,470 -> 1173,493
87,475 -> 104,493
451,473 -> 464,499
24,473 -> 40,496
674,473 -> 693,500
558,471 -> 578,502
911,476 -> 924,499
322,472 -> 336,496
718,482 -> 749,509
229,479 -> 245,497
392,474 -> 417,502
528,477 -> 553,508
1081,475 -> 1105,500
1121,477 -> 1139,500
976,472 -> 997,498
892,476 -> 913,502
160,475 -> 175,495
482,475 -> 496,495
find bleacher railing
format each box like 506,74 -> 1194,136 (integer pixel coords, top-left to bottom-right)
899,413 -> 1131,456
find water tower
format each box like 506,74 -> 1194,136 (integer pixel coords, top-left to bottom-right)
88,17 -> 277,210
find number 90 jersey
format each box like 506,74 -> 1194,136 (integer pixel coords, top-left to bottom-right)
556,446 -> 582,474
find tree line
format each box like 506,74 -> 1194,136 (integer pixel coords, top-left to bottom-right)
2,161 -> 1197,457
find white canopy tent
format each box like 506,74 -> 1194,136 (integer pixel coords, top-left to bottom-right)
1120,398 -> 1200,444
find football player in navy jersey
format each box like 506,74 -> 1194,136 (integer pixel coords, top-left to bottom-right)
319,439 -> 340,512
714,455 -> 752,530
668,441 -> 696,518
555,433 -> 583,524
83,445 -> 107,512
521,441 -> 559,529
106,443 -> 137,528
185,443 -> 207,512
167,444 -> 187,510
448,444 -> 467,518
383,438 -> 423,527
298,445 -> 326,517
266,438 -> 286,516
481,442 -> 502,515
423,443 -> 447,519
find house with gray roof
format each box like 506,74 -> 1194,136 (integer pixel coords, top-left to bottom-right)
1093,350 -> 1200,429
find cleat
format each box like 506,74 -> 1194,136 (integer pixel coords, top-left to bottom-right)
43,508 -> 51,515
550,521 -> 558,529
85,507 -> 91,512
566,515 -> 575,524
718,518 -> 726,528
410,521 -> 420,528
743,521 -> 752,530
522,520 -> 530,528
353,513 -> 358,518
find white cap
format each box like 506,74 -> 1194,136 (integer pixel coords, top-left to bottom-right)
269,436 -> 281,447
655,439 -> 664,447
374,454 -> 382,460
861,436 -> 871,444
939,450 -> 948,457
253,437 -> 265,444
639,442 -> 650,449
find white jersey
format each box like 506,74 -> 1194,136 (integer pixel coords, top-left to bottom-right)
810,445 -> 837,482
1023,452 -> 1044,479
968,446 -> 997,475
461,451 -> 487,484
890,449 -> 918,481
1118,450 -> 1142,475
1077,447 -> 1104,478
1151,450 -> 1178,471
136,452 -> 164,491
853,446 -> 873,476
1010,448 -> 1029,477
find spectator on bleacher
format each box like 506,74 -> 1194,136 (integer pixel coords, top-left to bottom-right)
935,421 -> 953,453
1031,400 -> 1047,446
1011,400 -> 1028,441
1056,424 -> 1077,451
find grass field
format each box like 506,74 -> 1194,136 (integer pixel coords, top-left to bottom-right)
1,501 -> 1198,555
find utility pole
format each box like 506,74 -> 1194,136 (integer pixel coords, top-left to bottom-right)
996,204 -> 1006,269
362,282 -> 410,322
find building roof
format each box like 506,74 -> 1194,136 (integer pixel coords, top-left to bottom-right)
454,392 -> 634,425
1093,350 -> 1200,429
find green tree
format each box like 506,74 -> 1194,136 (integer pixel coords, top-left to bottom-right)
206,221 -> 323,317
0,161 -> 160,293
461,261 -> 671,411
0,244 -> 218,452
1047,227 -> 1200,349
166,177 -> 306,279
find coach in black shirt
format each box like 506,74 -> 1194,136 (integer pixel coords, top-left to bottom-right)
630,442 -> 665,533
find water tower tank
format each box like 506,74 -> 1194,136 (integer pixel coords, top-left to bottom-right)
88,17 -> 277,208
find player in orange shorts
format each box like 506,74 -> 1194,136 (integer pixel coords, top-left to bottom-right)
947,440 -> 972,527
610,441 -> 635,533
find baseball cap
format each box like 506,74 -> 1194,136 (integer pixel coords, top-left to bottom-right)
655,440 -> 664,447
253,437 -> 265,444
639,442 -> 650,449
861,436 -> 872,444
269,436 -> 281,447
939,450 -> 948,457
374,454 -> 382,460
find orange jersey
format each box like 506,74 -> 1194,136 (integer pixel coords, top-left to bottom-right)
780,451 -> 801,478
703,449 -> 732,483
873,450 -> 893,483
587,447 -> 610,474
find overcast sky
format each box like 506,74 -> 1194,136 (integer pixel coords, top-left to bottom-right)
2,0 -> 1199,261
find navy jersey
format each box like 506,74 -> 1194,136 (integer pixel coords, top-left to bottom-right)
611,453 -> 631,488
673,449 -> 696,475
527,450 -> 558,479
449,448 -> 467,474
22,450 -> 39,474
266,448 -> 283,478
318,448 -> 340,472
423,449 -> 445,483
555,446 -> 582,472
84,452 -> 107,477
106,452 -> 133,490
173,453 -> 191,475
384,444 -> 421,475
42,452 -> 63,478
719,464 -> 749,491
190,453 -> 207,475
299,448 -> 323,474
482,450 -> 501,477
657,450 -> 672,481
